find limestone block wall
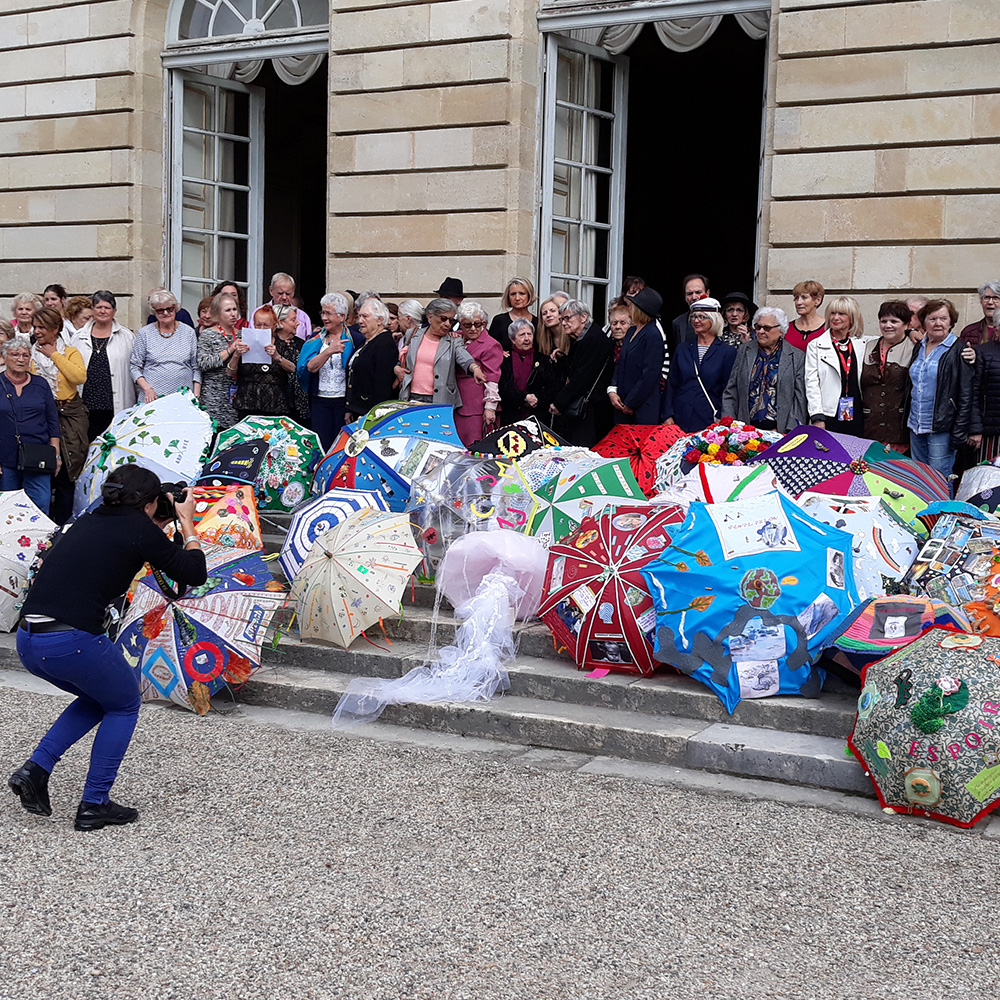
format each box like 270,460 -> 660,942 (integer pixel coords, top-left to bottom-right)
327,0 -> 540,314
0,0 -> 169,330
764,0 -> 999,327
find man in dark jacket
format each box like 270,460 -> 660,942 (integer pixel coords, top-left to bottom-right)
669,273 -> 710,355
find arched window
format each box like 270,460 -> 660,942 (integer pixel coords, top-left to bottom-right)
170,0 -> 330,43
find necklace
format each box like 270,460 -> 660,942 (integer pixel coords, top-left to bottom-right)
157,326 -> 176,339
5,370 -> 29,385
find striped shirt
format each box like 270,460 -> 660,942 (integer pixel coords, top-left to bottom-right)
130,323 -> 202,396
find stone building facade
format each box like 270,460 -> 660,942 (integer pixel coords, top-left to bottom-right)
0,0 -> 996,329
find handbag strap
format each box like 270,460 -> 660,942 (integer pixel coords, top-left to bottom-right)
692,346 -> 719,420
3,373 -> 25,445
578,342 -> 610,406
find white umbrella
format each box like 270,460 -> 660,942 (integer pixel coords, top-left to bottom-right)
290,509 -> 422,648
0,491 -> 57,630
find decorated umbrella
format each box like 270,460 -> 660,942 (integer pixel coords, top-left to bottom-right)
652,460 -> 785,511
189,484 -> 262,551
956,462 -> 1000,502
311,404 -> 464,510
290,509 -> 422,648
539,503 -> 685,675
641,492 -> 861,714
963,487 -> 1000,515
849,629 -> 1000,827
828,596 -> 971,680
512,446 -> 602,491
471,416 -> 567,459
279,487 -> 389,580
798,493 -> 920,600
593,424 -> 687,498
0,491 -> 56,631
74,388 -> 215,515
197,437 -> 268,486
753,425 -> 950,530
528,458 -> 647,547
211,416 -> 322,512
116,544 -> 286,714
407,453 -> 540,576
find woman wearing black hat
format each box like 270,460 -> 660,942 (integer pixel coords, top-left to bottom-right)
607,287 -> 666,425
721,293 -> 756,349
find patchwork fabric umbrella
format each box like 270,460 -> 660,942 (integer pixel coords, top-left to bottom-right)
279,487 -> 389,580
828,596 -> 971,679
798,493 -> 920,600
593,423 -> 686,497
197,437 -> 268,487
189,484 -> 262,552
753,425 -> 950,530
539,503 -> 685,675
211,416 -> 322,512
0,491 -> 56,631
528,457 -> 647,547
116,544 -> 286,714
849,629 -> 1000,828
472,417 -> 567,459
74,388 -> 215,515
290,509 -> 422,648
311,404 -> 464,510
642,492 -> 860,714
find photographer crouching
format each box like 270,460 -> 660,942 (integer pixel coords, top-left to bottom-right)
8,465 -> 207,831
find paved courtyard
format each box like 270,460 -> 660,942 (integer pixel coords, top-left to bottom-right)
0,682 -> 994,1000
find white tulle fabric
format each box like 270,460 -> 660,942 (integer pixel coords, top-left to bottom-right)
331,531 -> 548,729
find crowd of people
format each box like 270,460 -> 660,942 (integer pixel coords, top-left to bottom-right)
3,271 -> 999,520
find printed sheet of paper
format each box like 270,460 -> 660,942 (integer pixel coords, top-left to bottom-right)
241,328 -> 272,364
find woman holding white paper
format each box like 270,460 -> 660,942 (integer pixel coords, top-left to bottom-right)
196,292 -> 242,429
231,304 -> 304,422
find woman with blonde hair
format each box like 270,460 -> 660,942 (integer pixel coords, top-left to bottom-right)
488,276 -> 536,352
535,295 -> 567,361
804,294 -> 866,434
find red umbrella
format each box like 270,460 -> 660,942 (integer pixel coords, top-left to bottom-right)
593,424 -> 687,497
538,503 -> 685,676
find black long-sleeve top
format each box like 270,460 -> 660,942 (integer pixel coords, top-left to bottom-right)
345,329 -> 399,416
22,504 -> 208,633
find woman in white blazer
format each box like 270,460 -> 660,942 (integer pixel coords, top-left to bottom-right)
804,295 -> 867,435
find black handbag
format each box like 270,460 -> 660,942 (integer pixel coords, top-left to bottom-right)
563,360 -> 607,420
5,377 -> 58,474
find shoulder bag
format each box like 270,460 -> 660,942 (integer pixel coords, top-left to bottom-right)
5,377 -> 58,473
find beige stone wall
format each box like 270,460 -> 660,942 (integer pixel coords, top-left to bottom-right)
0,0 -> 168,330
763,0 -> 1000,328
327,0 -> 540,315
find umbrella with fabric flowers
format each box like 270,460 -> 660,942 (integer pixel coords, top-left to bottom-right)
0,490 -> 57,631
752,425 -> 950,531
471,417 -> 567,459
538,503 -> 685,675
290,509 -> 422,648
279,487 -> 389,580
311,404 -> 464,511
74,388 -> 215,515
593,424 -> 686,498
849,628 -> 1000,828
211,415 -> 322,512
116,544 -> 287,715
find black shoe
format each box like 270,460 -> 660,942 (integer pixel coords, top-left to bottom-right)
8,760 -> 52,817
74,799 -> 139,832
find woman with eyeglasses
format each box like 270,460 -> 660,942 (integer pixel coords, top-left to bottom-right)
860,300 -> 914,453
488,277 -> 536,353
960,281 -> 1000,349
453,301 -> 503,446
130,290 -> 201,403
721,307 -> 806,433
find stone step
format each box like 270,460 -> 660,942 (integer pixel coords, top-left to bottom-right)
235,664 -> 871,795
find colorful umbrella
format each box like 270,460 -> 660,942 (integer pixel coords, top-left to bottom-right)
311,404 -> 464,511
528,458 -> 647,547
956,462 -> 1000,502
539,503 -> 685,675
593,424 -> 686,498
753,425 -> 950,530
641,491 -> 861,714
849,629 -> 1000,827
197,437 -> 268,486
290,509 -> 422,648
798,493 -> 920,600
74,388 -> 215,515
189,484 -> 262,552
828,596 -> 970,679
652,460 -> 785,511
279,487 -> 390,580
0,491 -> 56,631
211,416 -> 322,512
512,446 -> 603,491
471,417 -> 567,459
116,544 -> 286,714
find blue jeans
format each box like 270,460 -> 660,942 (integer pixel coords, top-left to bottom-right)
17,628 -> 141,804
0,466 -> 52,514
909,431 -> 955,492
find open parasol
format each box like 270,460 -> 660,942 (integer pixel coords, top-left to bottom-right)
593,424 -> 686,498
0,491 -> 57,631
189,484 -> 263,551
472,416 -> 567,459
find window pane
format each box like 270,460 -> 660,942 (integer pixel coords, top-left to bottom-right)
552,222 -> 580,277
212,5 -> 247,36
264,2 -> 297,30
183,233 -> 213,281
182,181 -> 214,229
183,131 -> 214,180
591,58 -> 614,114
219,188 -> 249,234
220,89 -> 250,137
582,227 -> 609,279
218,237 -> 248,282
556,50 -> 584,104
554,105 -> 584,163
552,164 -> 582,221
183,84 -> 214,130
219,139 -> 249,185
182,280 -> 211,313
595,116 -> 613,169
593,172 -> 610,225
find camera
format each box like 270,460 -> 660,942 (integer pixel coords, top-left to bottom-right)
155,482 -> 190,520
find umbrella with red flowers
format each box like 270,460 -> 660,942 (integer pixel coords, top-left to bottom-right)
593,424 -> 687,498
538,503 -> 686,676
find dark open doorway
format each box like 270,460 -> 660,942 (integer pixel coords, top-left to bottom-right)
621,17 -> 766,316
258,59 -> 328,318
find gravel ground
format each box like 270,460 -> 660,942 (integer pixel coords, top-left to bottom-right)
0,685 -> 996,1000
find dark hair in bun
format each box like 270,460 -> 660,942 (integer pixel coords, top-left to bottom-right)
100,465 -> 161,510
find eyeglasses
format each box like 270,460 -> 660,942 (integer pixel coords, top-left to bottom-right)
6,351 -> 30,359
982,295 -> 1000,303
153,306 -> 176,315
753,323 -> 781,332
458,321 -> 485,330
